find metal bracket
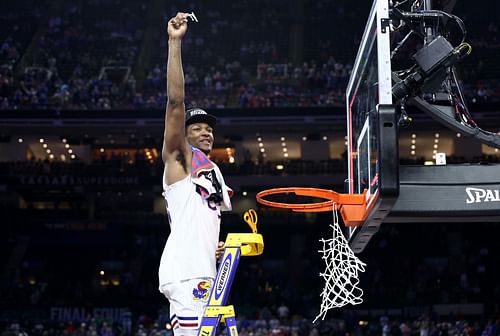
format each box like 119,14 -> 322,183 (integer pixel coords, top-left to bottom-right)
381,18 -> 391,33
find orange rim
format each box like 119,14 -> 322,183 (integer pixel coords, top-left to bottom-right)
256,187 -> 365,210
255,187 -> 369,227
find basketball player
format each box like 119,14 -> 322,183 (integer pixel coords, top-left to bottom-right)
159,12 -> 232,336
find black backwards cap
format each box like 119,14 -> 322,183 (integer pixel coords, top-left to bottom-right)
185,108 -> 217,128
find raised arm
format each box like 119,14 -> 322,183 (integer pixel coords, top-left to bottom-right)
162,13 -> 192,185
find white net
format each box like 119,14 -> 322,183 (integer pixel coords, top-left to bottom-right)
313,203 -> 366,323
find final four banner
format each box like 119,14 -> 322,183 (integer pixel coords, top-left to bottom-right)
49,307 -> 130,322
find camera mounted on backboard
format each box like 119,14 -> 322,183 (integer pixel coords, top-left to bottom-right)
389,0 -> 500,148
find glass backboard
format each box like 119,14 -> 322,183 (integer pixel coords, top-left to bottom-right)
345,0 -> 398,253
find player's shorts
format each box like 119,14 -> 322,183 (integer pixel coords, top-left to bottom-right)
160,277 -> 214,336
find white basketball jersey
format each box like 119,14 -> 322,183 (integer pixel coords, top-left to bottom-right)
158,174 -> 221,286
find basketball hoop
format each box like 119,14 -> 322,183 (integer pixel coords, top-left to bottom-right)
255,187 -> 371,227
256,187 -> 368,319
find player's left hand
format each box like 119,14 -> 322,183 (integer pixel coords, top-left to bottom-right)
215,241 -> 224,261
